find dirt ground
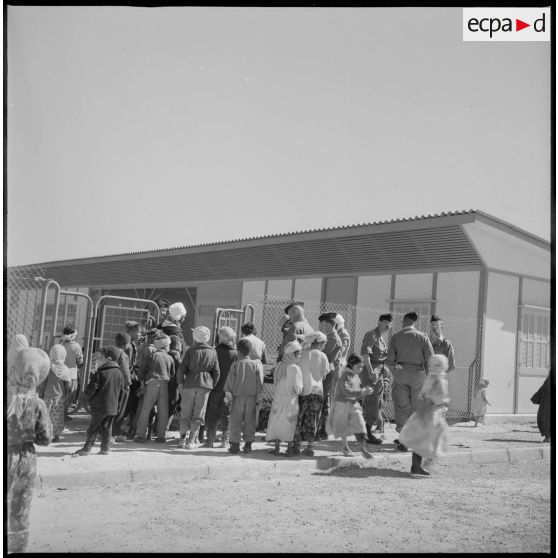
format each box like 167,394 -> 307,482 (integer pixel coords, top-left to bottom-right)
28,458 -> 550,553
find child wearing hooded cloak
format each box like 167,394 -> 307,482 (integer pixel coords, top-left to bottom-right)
7,342 -> 52,553
399,354 -> 450,475
266,341 -> 304,456
44,344 -> 72,442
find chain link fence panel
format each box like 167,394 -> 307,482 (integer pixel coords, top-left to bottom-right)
253,294 -> 483,420
6,265 -> 48,347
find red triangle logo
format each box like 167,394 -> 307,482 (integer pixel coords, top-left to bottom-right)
516,19 -> 530,31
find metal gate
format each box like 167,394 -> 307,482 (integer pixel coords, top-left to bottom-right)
82,295 -> 160,390
212,304 -> 255,344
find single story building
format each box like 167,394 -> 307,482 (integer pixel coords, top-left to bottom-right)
12,209 -> 551,417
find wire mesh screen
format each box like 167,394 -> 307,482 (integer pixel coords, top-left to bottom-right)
6,265 -> 47,346
98,305 -> 151,349
254,294 -> 483,419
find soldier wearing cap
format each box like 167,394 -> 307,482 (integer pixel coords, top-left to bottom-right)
360,313 -> 393,443
386,311 -> 434,451
429,315 -> 455,372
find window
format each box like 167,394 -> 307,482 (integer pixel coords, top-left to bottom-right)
519,306 -> 550,374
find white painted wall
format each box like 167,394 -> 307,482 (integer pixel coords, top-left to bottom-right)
522,278 -> 550,307
436,271 -> 480,414
517,375 -> 546,413
196,281 -> 243,334
241,280 -> 266,333
463,222 -> 550,280
355,275 -> 392,355
394,273 -> 433,300
294,277 -> 322,302
267,279 -> 292,299
482,272 -> 519,413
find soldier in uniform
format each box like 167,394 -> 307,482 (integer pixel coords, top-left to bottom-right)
386,311 -> 434,453
429,314 -> 456,372
360,313 -> 393,444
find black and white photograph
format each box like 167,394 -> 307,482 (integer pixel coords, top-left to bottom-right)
6,4 -> 552,554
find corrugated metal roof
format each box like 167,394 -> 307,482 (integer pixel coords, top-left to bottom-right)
35,209 -> 480,265
33,225 -> 483,287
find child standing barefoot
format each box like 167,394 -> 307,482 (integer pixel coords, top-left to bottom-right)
7,346 -> 52,553
330,354 -> 374,458
472,378 -> 491,426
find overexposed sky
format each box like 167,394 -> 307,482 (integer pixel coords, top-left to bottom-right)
7,6 -> 551,266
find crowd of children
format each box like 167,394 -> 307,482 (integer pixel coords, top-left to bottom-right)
9,301 -> 532,553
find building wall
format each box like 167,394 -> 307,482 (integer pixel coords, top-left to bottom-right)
196,281 -> 243,339
241,280 -> 266,334
355,275 -> 392,355
482,272 -> 520,413
436,271 -> 480,415
517,277 -> 550,413
463,222 -> 550,280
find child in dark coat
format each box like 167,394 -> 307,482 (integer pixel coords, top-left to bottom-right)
204,326 -> 237,448
74,346 -> 124,456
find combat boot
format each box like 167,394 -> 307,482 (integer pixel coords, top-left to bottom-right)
411,452 -> 430,476
229,442 -> 240,454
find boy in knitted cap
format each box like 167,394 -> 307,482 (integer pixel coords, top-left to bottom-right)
224,338 -> 264,454
74,346 -> 124,456
60,323 -> 84,416
134,333 -> 175,444
177,326 -> 220,449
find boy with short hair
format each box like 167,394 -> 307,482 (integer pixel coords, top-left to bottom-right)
224,338 -> 264,454
74,346 -> 124,456
134,333 -> 175,444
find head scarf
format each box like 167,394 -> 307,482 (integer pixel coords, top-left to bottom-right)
334,314 -> 345,328
275,341 -> 301,384
8,334 -> 30,369
49,344 -> 72,381
168,302 -> 187,321
192,326 -> 211,344
8,347 -> 50,420
61,331 -> 78,343
154,334 -> 171,350
218,326 -> 236,344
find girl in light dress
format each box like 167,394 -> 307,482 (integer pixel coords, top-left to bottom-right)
329,354 -> 374,458
266,341 -> 304,456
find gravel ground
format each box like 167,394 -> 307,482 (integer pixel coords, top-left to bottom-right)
28,458 -> 550,553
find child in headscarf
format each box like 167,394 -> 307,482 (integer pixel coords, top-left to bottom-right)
472,378 -> 491,427
329,354 -> 374,458
266,341 -> 304,456
60,324 -> 84,415
8,334 -> 30,369
399,354 -> 450,476
293,331 -> 329,456
44,345 -> 72,442
7,346 -> 52,553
